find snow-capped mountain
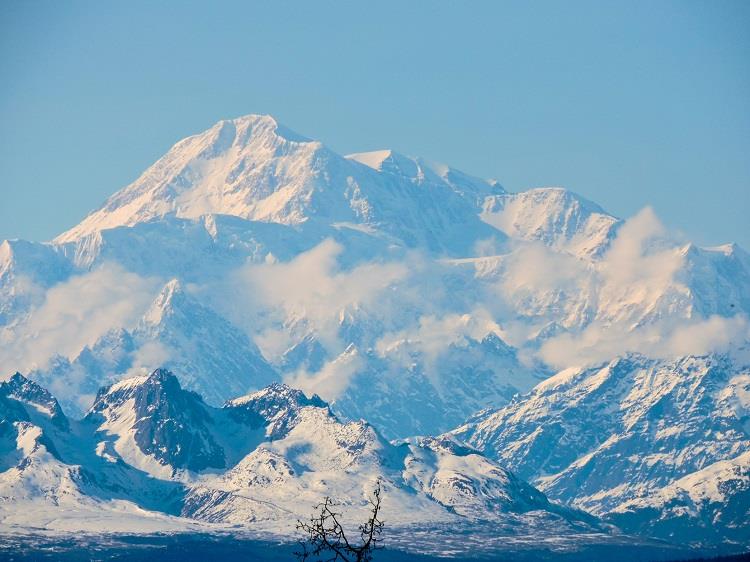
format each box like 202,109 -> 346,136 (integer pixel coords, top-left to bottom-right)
28,278 -> 278,417
480,187 -> 620,258
1,114 -> 748,552
451,352 -> 750,546
55,115 -> 502,257
0,372 -> 187,530
0,370 -> 598,540
0,239 -> 71,326
608,450 -> 750,547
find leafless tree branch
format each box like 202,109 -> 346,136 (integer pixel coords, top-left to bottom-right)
295,480 -> 384,562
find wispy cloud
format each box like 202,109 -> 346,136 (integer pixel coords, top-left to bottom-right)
215,238 -> 409,357
0,263 -> 160,374
534,208 -> 746,368
284,347 -> 364,401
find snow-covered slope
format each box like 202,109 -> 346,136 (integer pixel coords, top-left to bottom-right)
332,333 -> 542,438
133,280 -> 278,403
0,373 -> 189,532
29,279 -> 278,416
87,370 -> 590,528
451,353 -> 750,546
481,188 -> 620,258
0,370 -> 597,540
3,115 -> 746,431
85,369 -> 228,475
608,451 -> 750,547
55,115 -> 502,257
0,240 -> 72,326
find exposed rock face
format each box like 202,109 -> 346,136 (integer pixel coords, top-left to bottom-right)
87,369 -> 226,472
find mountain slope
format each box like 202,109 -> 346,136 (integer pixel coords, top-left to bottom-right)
480,188 -> 620,258
0,373 -> 187,531
4,114 -> 746,438
29,279 -> 279,416
55,115 -> 503,256
0,240 -> 72,326
1,370 -> 599,541
332,333 -> 542,438
450,353 -> 750,547
608,451 -> 750,547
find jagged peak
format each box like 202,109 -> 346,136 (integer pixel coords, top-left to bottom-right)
1,372 -> 68,424
699,242 -> 747,258
91,367 -> 180,402
346,149 -> 401,170
415,434 -> 482,457
346,149 -> 501,199
3,371 -> 46,398
0,239 -> 70,280
87,367 -> 224,472
229,113 -> 312,144
0,239 -> 11,261
140,279 -> 187,325
146,366 -> 178,383
347,149 -> 449,182
5,371 -> 31,386
155,278 -> 184,303
53,114 -> 325,244
227,382 -> 327,411
172,114 -> 313,153
225,382 -> 330,439
505,187 -> 612,216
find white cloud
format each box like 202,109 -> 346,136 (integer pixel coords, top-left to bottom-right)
485,207 -> 746,370
44,361 -> 93,412
595,207 -> 686,319
538,315 -> 750,370
284,347 -> 364,401
500,242 -> 591,294
123,341 -> 173,379
377,310 -> 499,361
664,315 -> 750,358
216,238 -> 409,357
0,263 -> 160,373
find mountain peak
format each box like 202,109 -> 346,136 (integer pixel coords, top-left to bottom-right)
53,115 -> 502,254
87,368 -> 226,472
53,114 -> 325,243
226,113 -> 311,144
155,278 -> 184,304
1,372 -> 68,426
228,381 -> 326,410
141,279 -> 186,325
147,367 -> 178,384
346,149 -> 400,171
203,114 -> 313,149
226,382 -> 327,435
347,149 -> 449,183
6,371 -> 30,386
92,367 -> 180,401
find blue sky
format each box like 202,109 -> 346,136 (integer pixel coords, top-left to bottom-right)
1,0 -> 748,247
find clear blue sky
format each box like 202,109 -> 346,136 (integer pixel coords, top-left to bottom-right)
1,1 -> 749,247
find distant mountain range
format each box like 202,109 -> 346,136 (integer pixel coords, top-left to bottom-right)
0,370 -> 598,533
1,114 -> 748,555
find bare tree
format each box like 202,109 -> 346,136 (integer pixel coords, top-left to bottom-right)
295,481 -> 384,562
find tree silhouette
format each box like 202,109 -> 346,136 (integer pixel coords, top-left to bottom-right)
295,481 -> 384,562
